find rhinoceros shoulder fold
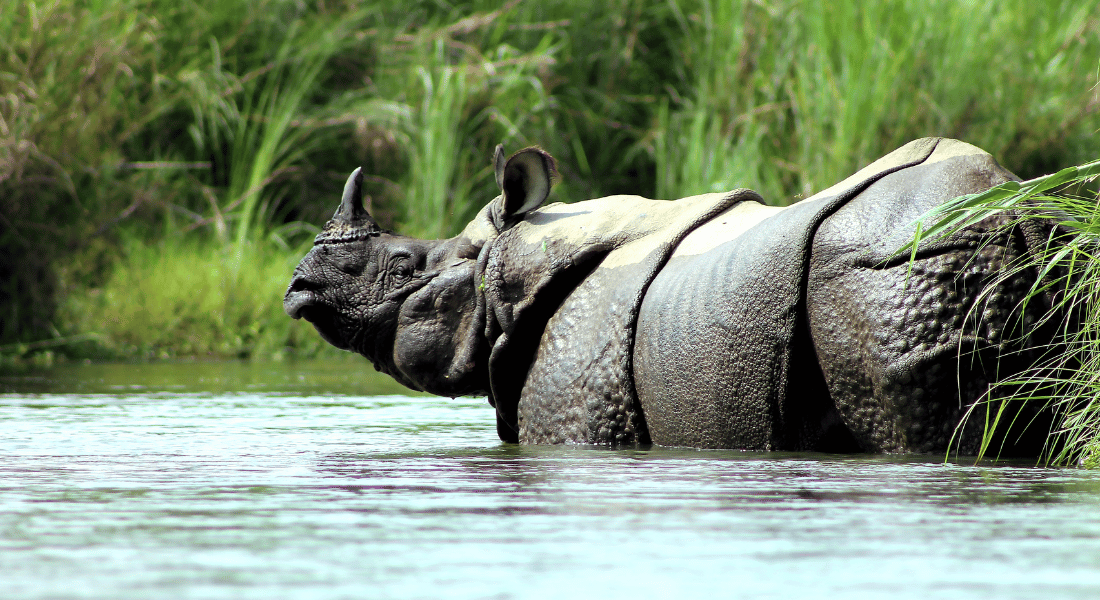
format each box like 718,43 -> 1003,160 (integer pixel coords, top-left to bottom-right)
482,188 -> 752,439
485,190 -> 752,316
503,190 -> 763,270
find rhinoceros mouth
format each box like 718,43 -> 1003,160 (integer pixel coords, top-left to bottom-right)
284,292 -> 350,350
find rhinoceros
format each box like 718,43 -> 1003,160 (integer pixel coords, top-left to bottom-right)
285,138 -> 1062,455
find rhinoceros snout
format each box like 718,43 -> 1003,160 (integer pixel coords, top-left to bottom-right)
284,276 -> 321,319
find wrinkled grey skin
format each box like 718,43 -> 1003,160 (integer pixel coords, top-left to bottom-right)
286,139 -> 1063,455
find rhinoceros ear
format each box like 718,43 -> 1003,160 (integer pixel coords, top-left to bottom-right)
493,146 -> 556,228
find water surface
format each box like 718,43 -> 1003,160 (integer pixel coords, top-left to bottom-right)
3,361 -> 1100,599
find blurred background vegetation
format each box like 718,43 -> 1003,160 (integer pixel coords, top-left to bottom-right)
1,0 -> 1097,366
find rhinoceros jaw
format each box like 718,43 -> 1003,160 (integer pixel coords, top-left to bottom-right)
289,301 -> 350,351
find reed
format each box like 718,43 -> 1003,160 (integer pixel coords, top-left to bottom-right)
902,161 -> 1100,465
2,0 -> 1097,372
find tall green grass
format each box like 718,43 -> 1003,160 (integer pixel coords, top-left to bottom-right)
653,0 -> 1099,201
2,0 -> 1097,368
901,162 -> 1100,465
57,235 -> 335,360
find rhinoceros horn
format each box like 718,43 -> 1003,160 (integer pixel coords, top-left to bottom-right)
315,167 -> 382,243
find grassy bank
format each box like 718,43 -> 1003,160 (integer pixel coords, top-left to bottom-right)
1,0 -> 1097,367
56,236 -> 332,361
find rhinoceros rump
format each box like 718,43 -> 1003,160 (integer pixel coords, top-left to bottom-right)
285,139 -> 1061,455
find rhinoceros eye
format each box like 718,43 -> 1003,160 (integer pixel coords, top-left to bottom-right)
389,257 -> 412,285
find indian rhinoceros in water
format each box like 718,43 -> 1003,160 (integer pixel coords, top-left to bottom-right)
285,137 -> 1063,455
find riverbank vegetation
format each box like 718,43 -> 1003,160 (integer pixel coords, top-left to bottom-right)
2,0 -> 1098,448
904,163 -> 1100,466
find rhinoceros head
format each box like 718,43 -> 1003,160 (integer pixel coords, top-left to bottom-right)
284,146 -> 556,397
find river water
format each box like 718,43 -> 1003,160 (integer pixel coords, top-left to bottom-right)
3,360 -> 1100,599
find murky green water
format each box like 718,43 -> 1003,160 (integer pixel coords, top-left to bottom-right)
3,361 -> 1100,599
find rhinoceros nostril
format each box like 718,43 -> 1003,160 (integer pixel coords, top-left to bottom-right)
287,276 -> 321,293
